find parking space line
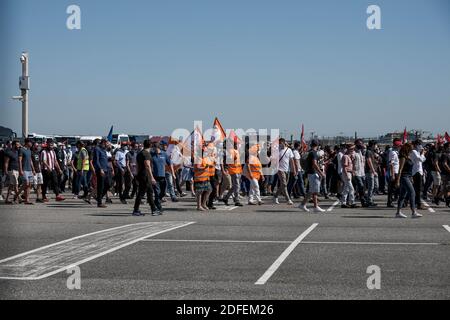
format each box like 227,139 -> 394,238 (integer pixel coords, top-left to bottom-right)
142,239 -> 292,244
327,200 -> 340,212
301,241 -> 442,246
443,225 -> 450,233
423,202 -> 436,213
255,223 -> 318,285
141,239 -> 443,246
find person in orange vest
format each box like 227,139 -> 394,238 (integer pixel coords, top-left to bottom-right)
221,138 -> 244,207
206,142 -> 220,210
193,144 -> 212,211
245,144 -> 264,205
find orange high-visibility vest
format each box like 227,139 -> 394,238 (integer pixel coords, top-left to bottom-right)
227,149 -> 242,175
194,158 -> 210,182
207,156 -> 216,177
248,155 -> 262,180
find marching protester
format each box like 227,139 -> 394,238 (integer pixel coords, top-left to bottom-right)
245,144 -> 264,205
273,138 -> 295,205
41,143 -> 65,202
18,138 -> 35,205
221,138 -> 244,207
411,140 -> 426,209
341,144 -> 357,208
395,143 -> 422,218
4,141 -> 21,204
93,139 -> 110,208
133,139 -> 159,216
299,139 -> 326,212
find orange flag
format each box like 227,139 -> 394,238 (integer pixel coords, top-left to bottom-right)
212,117 -> 226,142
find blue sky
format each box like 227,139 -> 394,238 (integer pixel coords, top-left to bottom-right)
1,0 -> 449,138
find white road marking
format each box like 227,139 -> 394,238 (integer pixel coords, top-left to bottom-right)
301,241 -> 442,246
142,239 -> 442,246
255,223 -> 318,285
215,205 -> 238,211
443,225 -> 450,233
0,221 -> 195,280
142,239 -> 292,244
327,200 -> 340,212
422,202 -> 436,213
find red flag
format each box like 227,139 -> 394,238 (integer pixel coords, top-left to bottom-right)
445,132 -> 450,143
228,129 -> 241,144
212,117 -> 226,142
301,124 -> 307,151
402,127 -> 408,144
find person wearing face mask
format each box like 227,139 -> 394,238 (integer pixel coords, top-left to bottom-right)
341,144 -> 357,208
41,142 -> 64,202
410,140 -> 426,209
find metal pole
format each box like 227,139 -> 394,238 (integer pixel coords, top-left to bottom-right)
21,52 -> 29,139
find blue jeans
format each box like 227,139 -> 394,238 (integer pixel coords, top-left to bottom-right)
365,173 -> 375,204
288,171 -> 306,197
398,175 -> 415,211
77,171 -> 88,196
164,172 -> 177,199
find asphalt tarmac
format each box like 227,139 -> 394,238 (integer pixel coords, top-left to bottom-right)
0,193 -> 449,300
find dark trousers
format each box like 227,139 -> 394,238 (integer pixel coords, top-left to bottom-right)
207,175 -> 219,207
387,174 -> 399,205
96,170 -> 110,205
156,176 -> 166,200
42,170 -> 60,198
134,176 -> 157,212
124,172 -> 137,198
115,171 -> 126,200
354,176 -> 366,204
413,173 -> 423,208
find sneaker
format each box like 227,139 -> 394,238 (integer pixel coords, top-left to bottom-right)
120,199 -> 128,205
258,201 -> 264,205
171,197 -> 179,203
0,195 -> 4,201
287,200 -> 294,205
341,204 -> 349,208
132,210 -> 142,216
55,195 -> 65,202
208,206 -> 217,210
395,212 -> 407,218
222,199 -> 229,206
299,204 -> 310,212
235,202 -> 244,207
248,201 -> 257,205
273,197 -> 280,205
180,192 -> 187,198
152,210 -> 161,216
412,212 -> 423,219
312,206 -> 326,213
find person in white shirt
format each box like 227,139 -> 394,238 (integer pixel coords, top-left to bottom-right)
387,138 -> 402,207
411,140 -> 426,209
287,142 -> 306,199
273,138 -> 295,205
353,139 -> 367,207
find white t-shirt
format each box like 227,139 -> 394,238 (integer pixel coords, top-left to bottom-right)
278,147 -> 294,172
388,149 -> 400,174
293,150 -> 302,172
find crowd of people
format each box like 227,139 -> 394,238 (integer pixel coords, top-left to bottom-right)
1,135 -> 449,218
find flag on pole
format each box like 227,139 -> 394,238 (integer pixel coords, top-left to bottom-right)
301,124 -> 307,151
445,132 -> 450,143
212,117 -> 226,143
402,127 -> 408,144
228,129 -> 242,145
107,126 -> 114,142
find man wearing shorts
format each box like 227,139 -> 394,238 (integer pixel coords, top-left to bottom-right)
4,141 -> 20,204
18,138 -> 35,205
31,142 -> 44,203
299,139 -> 325,213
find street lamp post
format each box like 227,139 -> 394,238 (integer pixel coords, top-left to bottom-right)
12,52 -> 30,139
